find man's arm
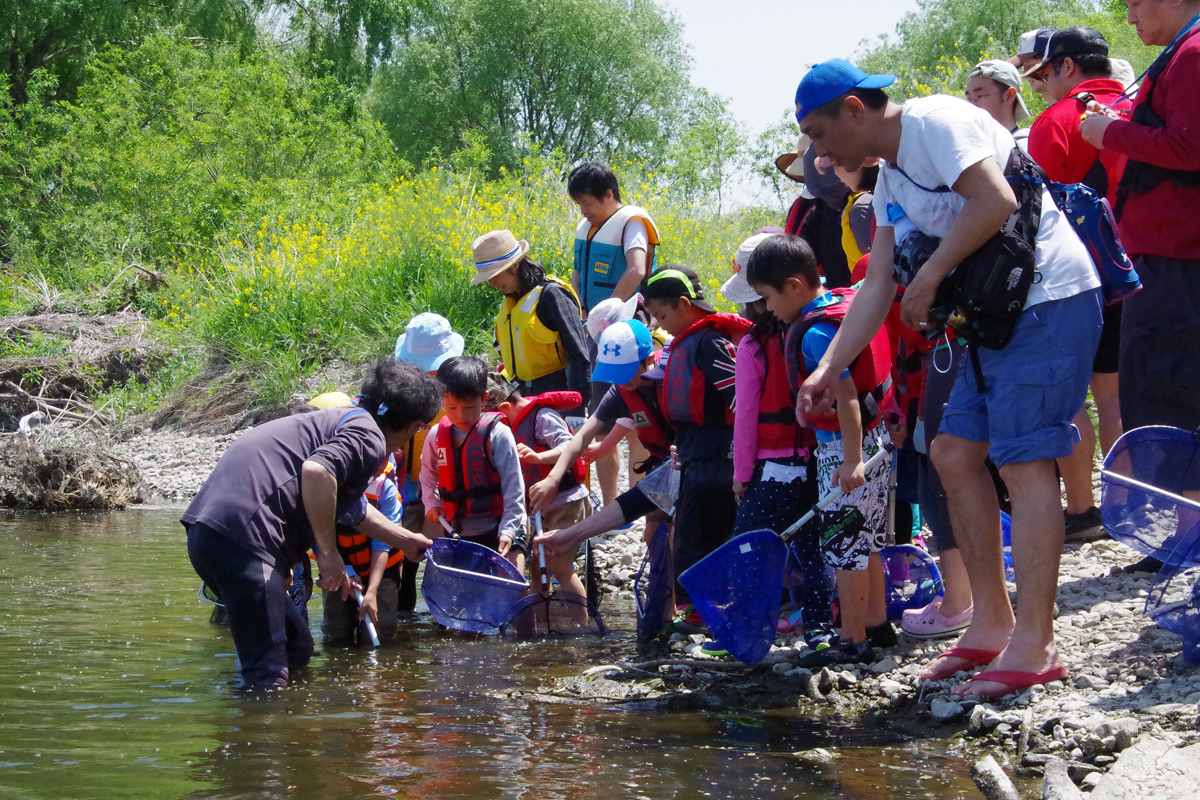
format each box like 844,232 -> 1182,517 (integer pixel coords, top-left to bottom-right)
899,158 -> 1016,329
301,460 -> 351,596
353,503 -> 432,560
612,247 -> 648,301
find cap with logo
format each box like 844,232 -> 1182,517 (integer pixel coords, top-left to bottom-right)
1016,27 -> 1056,61
641,266 -> 716,314
591,320 -> 653,386
1022,26 -> 1109,78
794,59 -> 895,124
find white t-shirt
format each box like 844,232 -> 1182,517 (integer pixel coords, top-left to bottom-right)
873,95 -> 1099,309
622,218 -> 649,254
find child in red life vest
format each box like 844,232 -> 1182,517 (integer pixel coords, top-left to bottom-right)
486,377 -> 589,596
746,234 -> 895,666
419,356 -> 527,566
323,458 -> 406,645
722,232 -> 834,645
640,266 -> 749,626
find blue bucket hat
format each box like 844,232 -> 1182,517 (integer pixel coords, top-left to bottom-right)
394,312 -> 464,372
795,59 -> 895,123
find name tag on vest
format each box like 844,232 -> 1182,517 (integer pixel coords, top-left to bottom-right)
632,411 -> 650,428
593,259 -> 610,275
436,447 -> 447,467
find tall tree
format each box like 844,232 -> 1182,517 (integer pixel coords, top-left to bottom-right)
366,0 -> 691,168
1,0 -> 257,106
662,90 -> 747,214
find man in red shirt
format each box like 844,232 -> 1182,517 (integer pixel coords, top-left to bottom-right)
1027,26 -> 1130,542
1081,0 -> 1200,574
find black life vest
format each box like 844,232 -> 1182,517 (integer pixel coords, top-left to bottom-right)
660,313 -> 751,428
1116,26 -> 1200,218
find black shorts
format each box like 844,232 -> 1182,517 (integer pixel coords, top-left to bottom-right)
1092,300 -> 1122,374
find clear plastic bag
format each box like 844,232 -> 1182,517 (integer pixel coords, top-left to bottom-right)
637,459 -> 680,514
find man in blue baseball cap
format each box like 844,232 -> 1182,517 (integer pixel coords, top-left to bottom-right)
794,57 -> 1104,699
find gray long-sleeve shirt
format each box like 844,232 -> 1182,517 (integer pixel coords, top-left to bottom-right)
419,418 -> 527,546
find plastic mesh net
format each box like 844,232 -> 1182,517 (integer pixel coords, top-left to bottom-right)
634,520 -> 673,645
678,529 -> 788,665
1144,520 -> 1200,663
880,544 -> 943,621
1101,426 -> 1200,564
502,592 -> 606,637
1001,511 -> 1015,583
421,538 -> 527,632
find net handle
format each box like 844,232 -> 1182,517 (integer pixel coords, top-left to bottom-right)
438,516 -> 458,539
779,444 -> 893,543
425,558 -> 530,590
344,564 -> 380,648
534,512 -> 551,595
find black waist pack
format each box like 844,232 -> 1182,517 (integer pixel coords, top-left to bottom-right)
893,147 -> 1043,352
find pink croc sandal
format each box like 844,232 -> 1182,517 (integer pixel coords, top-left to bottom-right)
902,600 -> 973,639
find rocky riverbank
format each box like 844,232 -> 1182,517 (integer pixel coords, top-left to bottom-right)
101,428 -> 1200,797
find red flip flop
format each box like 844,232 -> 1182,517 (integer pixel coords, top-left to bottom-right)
920,647 -> 1001,682
953,665 -> 1070,699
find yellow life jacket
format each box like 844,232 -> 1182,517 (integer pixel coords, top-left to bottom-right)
399,409 -> 444,483
495,277 -> 582,382
841,191 -> 867,267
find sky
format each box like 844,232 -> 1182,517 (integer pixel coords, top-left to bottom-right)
657,0 -> 920,137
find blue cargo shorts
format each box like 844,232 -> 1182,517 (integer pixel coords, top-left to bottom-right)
940,288 -> 1102,467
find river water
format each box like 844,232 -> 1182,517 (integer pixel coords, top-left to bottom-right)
0,508 -> 983,799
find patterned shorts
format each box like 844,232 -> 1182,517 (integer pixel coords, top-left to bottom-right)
816,425 -> 891,571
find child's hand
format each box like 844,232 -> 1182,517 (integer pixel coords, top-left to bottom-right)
888,419 -> 908,450
516,443 -> 538,463
528,478 -> 557,514
497,534 -> 513,557
581,441 -> 603,464
831,459 -> 866,493
732,480 -> 748,501
359,589 -> 379,623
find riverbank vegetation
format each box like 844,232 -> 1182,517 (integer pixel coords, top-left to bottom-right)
0,0 -> 1145,423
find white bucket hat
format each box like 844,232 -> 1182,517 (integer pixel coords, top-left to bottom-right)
470,229 -> 530,286
586,293 -> 641,342
719,231 -> 779,304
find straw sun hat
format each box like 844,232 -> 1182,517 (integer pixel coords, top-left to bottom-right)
470,229 -> 530,285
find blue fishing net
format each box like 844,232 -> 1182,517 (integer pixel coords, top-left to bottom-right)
634,520 -> 673,646
421,538 -> 528,632
1144,520 -> 1200,663
1001,511 -> 1014,583
880,544 -> 943,621
501,591 -> 606,638
678,529 -> 788,665
1101,426 -> 1200,564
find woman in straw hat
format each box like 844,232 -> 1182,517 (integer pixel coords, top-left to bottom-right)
470,229 -> 590,414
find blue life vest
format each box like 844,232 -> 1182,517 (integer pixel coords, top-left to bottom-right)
572,205 -> 659,310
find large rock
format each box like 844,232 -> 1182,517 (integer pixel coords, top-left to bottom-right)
1090,739 -> 1200,800
1042,757 -> 1084,800
931,697 -> 965,722
971,755 -> 1020,800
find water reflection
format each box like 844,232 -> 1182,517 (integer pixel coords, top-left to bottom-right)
0,508 -> 981,799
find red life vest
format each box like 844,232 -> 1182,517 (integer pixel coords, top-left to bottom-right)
337,462 -> 403,579
435,413 -> 505,529
753,332 -> 809,452
784,288 -> 894,432
617,379 -> 671,459
660,313 -> 751,428
509,391 -> 587,497
886,286 -> 937,427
